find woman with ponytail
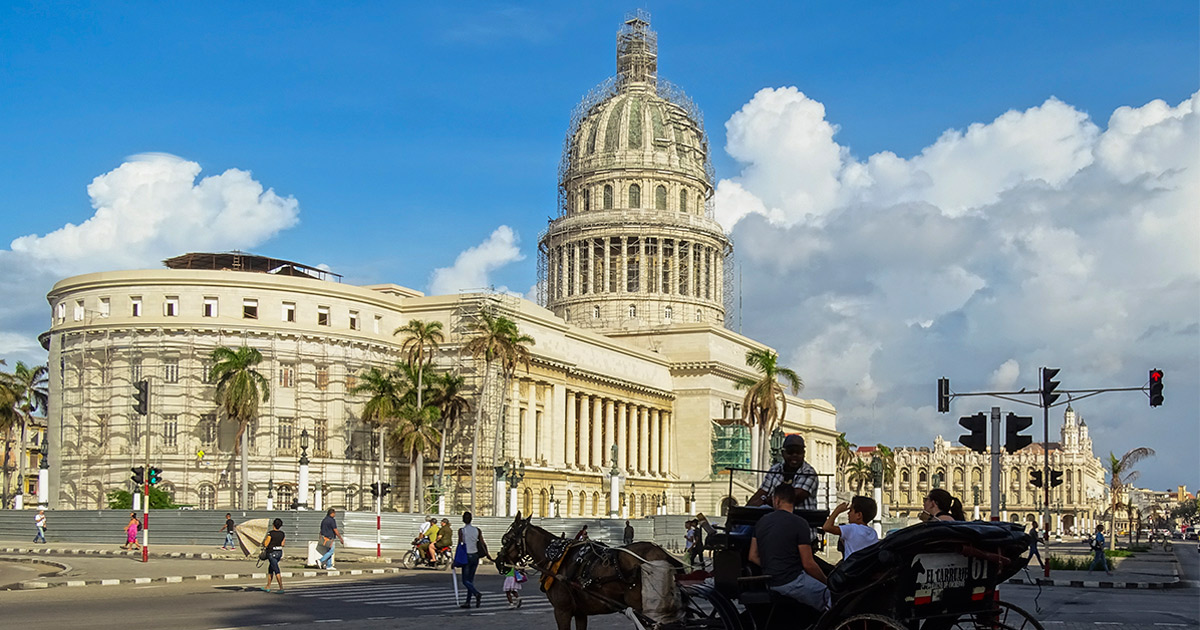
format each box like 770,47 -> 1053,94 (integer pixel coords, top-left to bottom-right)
924,488 -> 966,521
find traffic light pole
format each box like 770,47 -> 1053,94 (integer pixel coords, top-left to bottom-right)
990,407 -> 1001,522
142,399 -> 150,563
1042,397 -> 1050,578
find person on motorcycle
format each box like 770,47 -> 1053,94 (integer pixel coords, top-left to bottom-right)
436,518 -> 453,559
424,518 -> 440,564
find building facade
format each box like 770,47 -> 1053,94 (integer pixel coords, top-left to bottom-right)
850,405 -> 1107,534
40,14 -> 838,516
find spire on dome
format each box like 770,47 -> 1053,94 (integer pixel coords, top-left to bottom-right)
617,10 -> 657,87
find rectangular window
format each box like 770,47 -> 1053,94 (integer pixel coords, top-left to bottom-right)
373,315 -> 382,334
203,297 -> 218,317
278,417 -> 294,450
243,299 -> 258,319
163,414 -> 178,447
163,359 -> 180,383
164,296 -> 179,317
131,296 -> 142,317
279,364 -> 295,388
317,305 -> 330,326
282,302 -> 296,322
314,418 -> 328,454
345,368 -> 358,392
99,297 -> 111,318
201,360 -> 214,384
55,302 -> 65,323
200,413 -> 217,445
349,310 -> 359,330
316,366 -> 329,390
74,300 -> 85,321
131,358 -> 143,382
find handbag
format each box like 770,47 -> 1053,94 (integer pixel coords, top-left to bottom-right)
452,542 -> 468,568
514,570 -> 527,584
258,547 -> 269,561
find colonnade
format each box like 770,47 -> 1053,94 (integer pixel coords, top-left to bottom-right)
546,235 -> 720,304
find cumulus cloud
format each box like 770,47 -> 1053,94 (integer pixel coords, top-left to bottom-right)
0,153 -> 299,362
719,90 -> 1199,489
428,225 -> 525,295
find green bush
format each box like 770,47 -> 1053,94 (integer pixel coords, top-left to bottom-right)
1047,550 -> 1127,571
105,488 -> 179,510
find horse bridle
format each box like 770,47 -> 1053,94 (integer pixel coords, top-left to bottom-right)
501,518 -> 536,568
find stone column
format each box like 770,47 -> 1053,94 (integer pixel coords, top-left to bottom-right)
616,401 -> 628,472
592,396 -> 603,469
578,393 -> 591,470
565,391 -> 576,468
620,237 -> 628,293
549,383 -> 565,466
604,399 -> 615,468
649,409 -> 660,475
638,406 -> 650,473
662,411 -> 672,477
571,241 -> 580,297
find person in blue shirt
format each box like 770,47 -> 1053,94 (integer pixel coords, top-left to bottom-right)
318,508 -> 345,570
1087,524 -> 1112,575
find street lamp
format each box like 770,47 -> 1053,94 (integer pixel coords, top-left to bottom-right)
609,443 -> 622,518
870,457 -> 884,535
549,485 -> 556,518
502,460 -> 525,517
267,477 -> 275,510
38,433 -> 49,509
297,428 -> 310,510
689,482 -> 697,515
659,491 -> 668,515
769,428 -> 785,465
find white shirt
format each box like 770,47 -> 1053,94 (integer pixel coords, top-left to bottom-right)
838,523 -> 878,560
35,513 -> 46,527
460,524 -> 481,554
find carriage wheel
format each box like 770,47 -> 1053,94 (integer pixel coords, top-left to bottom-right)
831,613 -> 909,630
678,584 -> 746,630
950,601 -> 1045,630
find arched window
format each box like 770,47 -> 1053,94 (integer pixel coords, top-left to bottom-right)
901,470 -> 910,483
628,304 -> 637,318
655,185 -> 667,210
679,189 -> 688,212
276,484 -> 295,509
629,184 -> 641,209
695,309 -> 702,322
582,189 -> 590,212
664,306 -> 672,321
592,305 -> 600,319
198,485 -> 216,510
603,185 -> 613,209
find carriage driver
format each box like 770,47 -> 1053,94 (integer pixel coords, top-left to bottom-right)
747,434 -> 819,510
749,484 -> 830,611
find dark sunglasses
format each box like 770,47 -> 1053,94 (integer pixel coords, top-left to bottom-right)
783,447 -> 804,454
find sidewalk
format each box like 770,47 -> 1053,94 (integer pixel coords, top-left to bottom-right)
1005,549 -> 1183,590
0,539 -> 416,590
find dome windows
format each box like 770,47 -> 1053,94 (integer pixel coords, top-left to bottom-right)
604,185 -> 613,209
628,304 -> 637,318
679,189 -> 687,213
655,185 -> 667,210
582,189 -> 590,212
629,184 -> 641,209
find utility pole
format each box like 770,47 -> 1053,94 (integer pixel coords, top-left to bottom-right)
990,407 -> 1001,522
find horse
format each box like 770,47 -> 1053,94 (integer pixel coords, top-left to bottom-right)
496,512 -> 684,630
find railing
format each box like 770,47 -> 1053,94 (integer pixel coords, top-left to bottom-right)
723,467 -> 837,511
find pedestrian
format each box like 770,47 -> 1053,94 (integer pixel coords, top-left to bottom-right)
503,564 -> 524,609
34,509 -> 46,544
574,524 -> 589,540
624,520 -> 634,545
684,519 -> 695,562
318,507 -> 345,570
220,512 -> 236,550
821,497 -> 879,562
458,511 -> 490,609
687,518 -> 707,570
1087,524 -> 1112,575
261,517 -> 285,592
123,512 -> 141,550
1027,522 -> 1044,568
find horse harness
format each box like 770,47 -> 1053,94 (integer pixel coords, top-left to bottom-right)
504,522 -> 638,596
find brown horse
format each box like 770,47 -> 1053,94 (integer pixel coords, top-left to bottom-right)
496,513 -> 683,630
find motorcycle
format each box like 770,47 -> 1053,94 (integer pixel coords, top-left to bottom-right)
403,540 -> 452,569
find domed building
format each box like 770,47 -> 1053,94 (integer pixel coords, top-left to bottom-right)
39,13 -> 839,517
540,12 -> 732,330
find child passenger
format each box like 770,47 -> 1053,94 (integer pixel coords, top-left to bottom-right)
503,565 -> 525,609
822,495 -> 879,561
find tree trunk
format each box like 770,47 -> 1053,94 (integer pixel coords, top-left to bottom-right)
2,427 -> 11,508
436,417 -> 449,504
416,452 -> 425,512
408,452 -> 417,512
240,430 -> 248,510
415,364 -> 424,513
490,371 -> 512,516
16,419 -> 26,504
470,362 -> 491,514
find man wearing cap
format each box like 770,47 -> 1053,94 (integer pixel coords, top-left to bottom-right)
747,434 -> 819,510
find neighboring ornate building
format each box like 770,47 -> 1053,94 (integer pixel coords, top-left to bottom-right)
851,405 -> 1107,534
40,13 -> 838,515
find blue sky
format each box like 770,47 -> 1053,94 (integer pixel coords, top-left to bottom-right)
1,1 -> 1197,491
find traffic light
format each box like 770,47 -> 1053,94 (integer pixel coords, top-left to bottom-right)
148,466 -> 162,485
1049,469 -> 1064,488
379,483 -> 391,496
133,379 -> 150,416
369,482 -> 380,498
937,378 -> 951,413
1004,413 -> 1033,454
1030,470 -> 1043,488
1040,368 -> 1060,407
1149,369 -> 1164,407
131,466 -> 145,485
958,412 -> 987,453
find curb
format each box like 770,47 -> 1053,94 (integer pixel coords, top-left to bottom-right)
1005,576 -> 1183,590
0,555 -> 73,573
0,546 -> 401,564
18,566 -> 404,590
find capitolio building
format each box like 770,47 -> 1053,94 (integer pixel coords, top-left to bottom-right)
40,13 -> 840,516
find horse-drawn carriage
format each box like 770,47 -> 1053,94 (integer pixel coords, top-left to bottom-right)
497,507 -> 1044,630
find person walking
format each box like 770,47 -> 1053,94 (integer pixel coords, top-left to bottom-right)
318,508 -> 344,570
1087,524 -> 1112,575
503,565 -> 524,609
623,520 -> 634,545
1027,522 -> 1044,568
687,519 -> 707,570
34,510 -> 46,544
458,511 -> 490,609
220,513 -> 236,550
122,512 -> 141,550
261,517 -> 286,592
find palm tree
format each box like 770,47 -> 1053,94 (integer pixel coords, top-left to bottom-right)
874,444 -> 896,485
6,362 -> 48,506
1105,447 -> 1155,548
427,370 -> 471,507
846,459 -> 873,494
392,398 -> 441,512
209,346 -> 270,509
394,319 -> 444,511
462,307 -> 535,513
0,359 -> 19,506
836,432 -> 857,493
350,365 -> 403,511
734,348 -> 803,470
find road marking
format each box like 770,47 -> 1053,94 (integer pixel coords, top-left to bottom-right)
313,620 -> 342,623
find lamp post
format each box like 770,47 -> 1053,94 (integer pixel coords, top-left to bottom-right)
609,444 -> 621,518
37,434 -> 49,509
502,460 -> 525,517
297,429 -> 310,510
14,474 -> 23,510
689,483 -> 697,515
266,478 -> 275,510
659,491 -> 668,516
972,484 -> 981,520
769,428 -> 785,465
549,485 -> 556,518
870,456 -> 884,536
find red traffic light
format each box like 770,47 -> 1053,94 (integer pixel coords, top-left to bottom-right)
1149,369 -> 1164,407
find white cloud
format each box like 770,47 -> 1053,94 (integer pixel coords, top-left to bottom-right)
720,90 -> 1200,489
0,153 -> 299,364
428,225 -> 525,295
